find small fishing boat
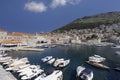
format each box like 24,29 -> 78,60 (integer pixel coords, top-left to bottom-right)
41,56 -> 53,62
76,66 -> 93,80
53,58 -> 70,68
47,58 -> 56,64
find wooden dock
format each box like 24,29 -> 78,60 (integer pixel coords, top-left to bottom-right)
0,65 -> 17,80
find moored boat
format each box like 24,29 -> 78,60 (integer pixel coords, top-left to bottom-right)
53,58 -> 70,68
34,70 -> 63,80
47,58 -> 56,64
76,66 -> 93,80
21,69 -> 44,80
0,56 -> 12,63
8,57 -> 29,67
18,65 -> 40,76
17,65 -> 40,73
3,58 -> 18,65
57,59 -> 70,68
5,64 -> 30,71
41,56 -> 53,62
89,54 -> 105,63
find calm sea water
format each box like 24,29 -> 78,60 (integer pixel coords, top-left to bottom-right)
8,44 -> 120,80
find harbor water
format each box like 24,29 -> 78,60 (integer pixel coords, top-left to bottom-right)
8,44 -> 120,80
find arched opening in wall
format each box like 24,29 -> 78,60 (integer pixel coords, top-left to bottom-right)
36,41 -> 46,44
41,41 -> 44,43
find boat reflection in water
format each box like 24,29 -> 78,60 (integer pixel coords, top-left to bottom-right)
86,61 -> 110,70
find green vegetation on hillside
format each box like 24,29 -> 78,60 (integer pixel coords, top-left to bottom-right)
53,11 -> 120,32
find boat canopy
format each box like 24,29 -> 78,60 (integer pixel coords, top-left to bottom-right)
82,69 -> 92,74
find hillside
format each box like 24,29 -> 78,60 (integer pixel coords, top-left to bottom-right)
53,11 -> 120,32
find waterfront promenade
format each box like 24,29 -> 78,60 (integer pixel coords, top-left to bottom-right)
0,47 -> 44,52
0,65 -> 17,80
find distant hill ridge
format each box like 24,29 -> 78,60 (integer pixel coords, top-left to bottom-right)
53,11 -> 120,32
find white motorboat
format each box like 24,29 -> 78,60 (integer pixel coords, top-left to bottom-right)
35,70 -> 63,80
3,60 -> 13,65
89,54 -> 105,63
76,66 -> 93,80
54,58 -> 64,67
17,65 -> 40,73
3,58 -> 18,65
19,67 -> 39,76
9,57 -> 29,67
3,57 -> 19,64
19,65 -> 40,76
5,64 -> 30,71
0,56 -> 12,63
41,56 -> 53,62
57,59 -> 70,68
47,58 -> 55,64
54,58 -> 70,68
21,69 -> 44,80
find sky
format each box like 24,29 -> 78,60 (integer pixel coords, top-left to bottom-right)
0,0 -> 120,33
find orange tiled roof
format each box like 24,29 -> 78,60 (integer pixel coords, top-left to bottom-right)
0,29 -> 6,32
1,40 -> 21,44
11,32 -> 23,36
8,32 -> 35,37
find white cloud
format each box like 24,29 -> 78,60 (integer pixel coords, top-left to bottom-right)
68,0 -> 82,5
50,0 -> 67,8
50,0 -> 82,8
25,1 -> 47,13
